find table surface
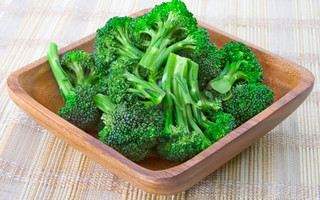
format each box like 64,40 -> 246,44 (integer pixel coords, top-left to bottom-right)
1,0 -> 319,199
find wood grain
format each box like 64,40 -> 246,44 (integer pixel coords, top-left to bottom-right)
6,9 -> 314,194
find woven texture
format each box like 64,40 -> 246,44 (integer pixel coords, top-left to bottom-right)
1,0 -> 319,199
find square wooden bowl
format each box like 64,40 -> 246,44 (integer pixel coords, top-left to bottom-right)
7,9 -> 314,195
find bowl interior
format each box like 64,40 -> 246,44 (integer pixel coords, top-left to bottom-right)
17,32 -> 302,171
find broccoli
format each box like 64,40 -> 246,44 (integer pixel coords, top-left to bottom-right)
93,16 -> 144,74
130,0 -> 221,86
102,58 -> 165,105
209,41 -> 263,94
47,43 -> 101,131
176,40 -> 221,89
93,94 -> 165,162
203,112 -> 235,142
130,0 -> 197,64
223,83 -> 274,126
157,53 -> 212,161
46,0 -> 276,163
196,98 -> 222,116
60,50 -> 99,86
58,84 -> 102,131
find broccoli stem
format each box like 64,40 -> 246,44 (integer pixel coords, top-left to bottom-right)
186,105 -> 203,134
198,112 -> 212,129
115,28 -> 144,59
122,71 -> 165,105
47,43 -> 73,100
139,39 -> 171,72
162,53 -> 213,138
85,69 -> 99,85
68,63 -> 85,86
173,57 -> 194,105
187,60 -> 203,124
172,66 -> 185,130
188,59 -> 200,101
93,94 -> 115,113
138,12 -> 189,73
139,32 -> 196,74
162,53 -> 175,131
170,54 -> 203,134
209,61 -> 247,94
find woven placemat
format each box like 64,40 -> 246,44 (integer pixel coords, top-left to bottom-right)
0,0 -> 319,199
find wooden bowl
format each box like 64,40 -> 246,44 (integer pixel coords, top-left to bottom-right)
7,9 -> 314,195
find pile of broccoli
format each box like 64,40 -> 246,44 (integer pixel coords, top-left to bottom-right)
47,0 -> 274,162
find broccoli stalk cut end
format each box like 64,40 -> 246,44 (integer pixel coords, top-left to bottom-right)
209,61 -> 248,94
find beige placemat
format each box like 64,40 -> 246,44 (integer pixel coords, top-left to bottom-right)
0,0 -> 319,199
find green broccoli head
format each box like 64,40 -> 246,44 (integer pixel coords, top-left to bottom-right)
104,58 -> 137,104
130,0 -> 197,49
95,95 -> 165,162
204,112 -> 235,142
47,43 -> 102,131
157,126 -> 211,161
102,58 -> 165,105
60,50 -> 98,86
130,0 -> 197,74
223,83 -> 274,126
220,41 -> 262,73
209,41 -> 263,94
58,84 -> 101,131
93,17 -> 144,74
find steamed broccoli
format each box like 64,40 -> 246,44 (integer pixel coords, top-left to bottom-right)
130,0 -> 197,61
60,50 -> 99,86
157,53 -> 214,161
203,112 -> 235,142
47,43 -> 101,131
47,0 -> 276,163
94,94 -> 165,162
102,58 -> 165,105
58,84 -> 101,131
130,0 -> 220,86
93,16 -> 144,74
223,83 -> 274,125
209,41 -> 263,94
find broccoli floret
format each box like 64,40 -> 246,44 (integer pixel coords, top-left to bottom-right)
131,1 -> 202,72
209,41 -> 263,94
157,126 -> 211,161
131,0 -> 197,53
157,53 -> 212,161
102,59 -> 137,104
204,112 -> 235,142
47,43 -> 101,131
103,58 -> 165,105
131,1 -> 221,85
60,50 -> 99,86
219,41 -> 262,71
93,17 -> 144,74
223,83 -> 274,126
94,94 -> 165,162
58,84 -> 101,131
130,1 -> 221,87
